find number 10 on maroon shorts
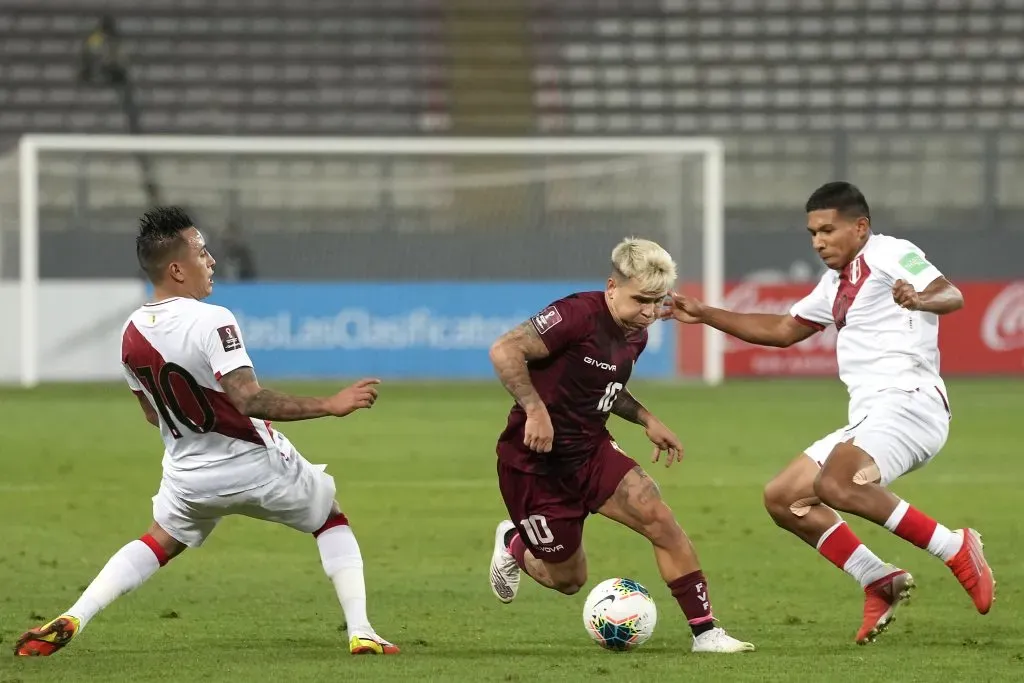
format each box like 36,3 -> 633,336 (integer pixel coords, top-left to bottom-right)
496,439 -> 637,563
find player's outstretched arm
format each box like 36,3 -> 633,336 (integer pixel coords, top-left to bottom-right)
660,292 -> 815,348
219,367 -> 380,421
612,389 -> 684,466
892,276 -> 964,315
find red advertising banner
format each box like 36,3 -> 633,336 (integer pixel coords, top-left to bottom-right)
676,280 -> 1024,377
939,281 -> 1024,373
721,281 -> 839,377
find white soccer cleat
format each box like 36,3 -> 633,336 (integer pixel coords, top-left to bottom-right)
489,520 -> 520,604
691,627 -> 756,653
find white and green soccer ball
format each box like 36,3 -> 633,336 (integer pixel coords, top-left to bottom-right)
582,577 -> 658,651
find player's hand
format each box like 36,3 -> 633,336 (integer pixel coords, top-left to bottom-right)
659,291 -> 705,324
524,407 -> 554,453
892,279 -> 922,311
646,418 -> 684,467
324,378 -> 381,417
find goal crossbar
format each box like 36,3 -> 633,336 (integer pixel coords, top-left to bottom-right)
16,134 -> 725,387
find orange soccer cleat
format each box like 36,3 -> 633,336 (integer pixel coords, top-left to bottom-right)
946,528 -> 995,615
14,615 -> 80,657
856,569 -> 915,645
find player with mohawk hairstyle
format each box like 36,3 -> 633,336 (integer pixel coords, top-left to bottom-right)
487,237 -> 754,654
15,207 -> 398,657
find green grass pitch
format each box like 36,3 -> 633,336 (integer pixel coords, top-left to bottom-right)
2,379 -> 1022,682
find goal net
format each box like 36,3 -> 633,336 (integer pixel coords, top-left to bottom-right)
1,135 -> 724,387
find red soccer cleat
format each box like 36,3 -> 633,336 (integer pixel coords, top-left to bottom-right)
14,615 -> 80,657
946,528 -> 995,614
856,569 -> 915,645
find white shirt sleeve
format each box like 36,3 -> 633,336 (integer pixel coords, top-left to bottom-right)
122,362 -> 142,392
878,239 -> 945,291
789,274 -> 834,330
201,306 -> 254,380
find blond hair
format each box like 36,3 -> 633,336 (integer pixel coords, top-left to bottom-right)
611,237 -> 677,293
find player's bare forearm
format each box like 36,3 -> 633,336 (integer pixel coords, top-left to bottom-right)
490,346 -> 546,413
611,388 -> 652,426
243,388 -> 330,421
917,277 -> 964,315
489,321 -> 551,414
219,367 -> 329,421
700,308 -> 812,348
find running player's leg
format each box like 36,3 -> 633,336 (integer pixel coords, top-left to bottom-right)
764,446 -> 910,644
234,450 -> 397,654
15,483 -> 197,656
591,442 -> 753,653
491,459 -> 589,600
812,389 -> 993,615
507,521 -> 588,594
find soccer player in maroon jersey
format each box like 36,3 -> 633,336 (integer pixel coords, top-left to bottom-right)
487,237 -> 754,653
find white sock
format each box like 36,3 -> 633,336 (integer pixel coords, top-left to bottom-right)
844,545 -> 895,588
317,524 -> 373,638
816,521 -> 892,588
929,528 -> 963,562
884,500 -> 962,562
66,539 -> 163,629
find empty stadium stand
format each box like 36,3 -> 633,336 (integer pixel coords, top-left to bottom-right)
0,0 -> 1019,281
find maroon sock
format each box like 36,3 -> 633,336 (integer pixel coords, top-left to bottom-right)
668,570 -> 715,636
508,532 -> 529,571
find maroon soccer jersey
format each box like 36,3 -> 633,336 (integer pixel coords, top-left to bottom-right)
497,291 -> 647,474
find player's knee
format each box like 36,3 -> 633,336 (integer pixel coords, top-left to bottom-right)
762,480 -> 790,523
813,470 -> 852,509
552,571 -> 586,595
549,562 -> 587,595
553,580 -> 584,595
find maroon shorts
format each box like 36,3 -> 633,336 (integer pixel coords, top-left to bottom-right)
496,439 -> 637,563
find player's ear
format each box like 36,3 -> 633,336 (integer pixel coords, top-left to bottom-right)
168,261 -> 186,284
606,276 -> 617,298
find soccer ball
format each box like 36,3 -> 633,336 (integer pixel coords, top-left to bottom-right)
582,577 -> 657,651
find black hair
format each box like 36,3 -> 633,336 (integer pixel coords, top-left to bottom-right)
136,206 -> 195,282
804,181 -> 871,223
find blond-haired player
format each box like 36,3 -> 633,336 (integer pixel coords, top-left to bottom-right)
487,237 -> 754,654
15,207 -> 398,657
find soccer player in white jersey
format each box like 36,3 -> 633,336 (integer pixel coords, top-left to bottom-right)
15,207 -> 399,657
660,182 -> 994,645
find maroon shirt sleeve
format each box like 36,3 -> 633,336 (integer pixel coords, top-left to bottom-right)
529,295 -> 592,356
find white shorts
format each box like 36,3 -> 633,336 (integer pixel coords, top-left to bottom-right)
804,387 -> 951,486
152,451 -> 337,548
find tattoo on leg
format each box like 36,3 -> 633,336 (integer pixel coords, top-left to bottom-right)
617,466 -> 662,520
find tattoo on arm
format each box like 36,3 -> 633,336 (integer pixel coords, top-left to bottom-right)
611,388 -> 651,426
489,321 -> 550,413
219,367 -> 329,421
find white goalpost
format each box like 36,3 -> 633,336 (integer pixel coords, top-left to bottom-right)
12,134 -> 725,388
